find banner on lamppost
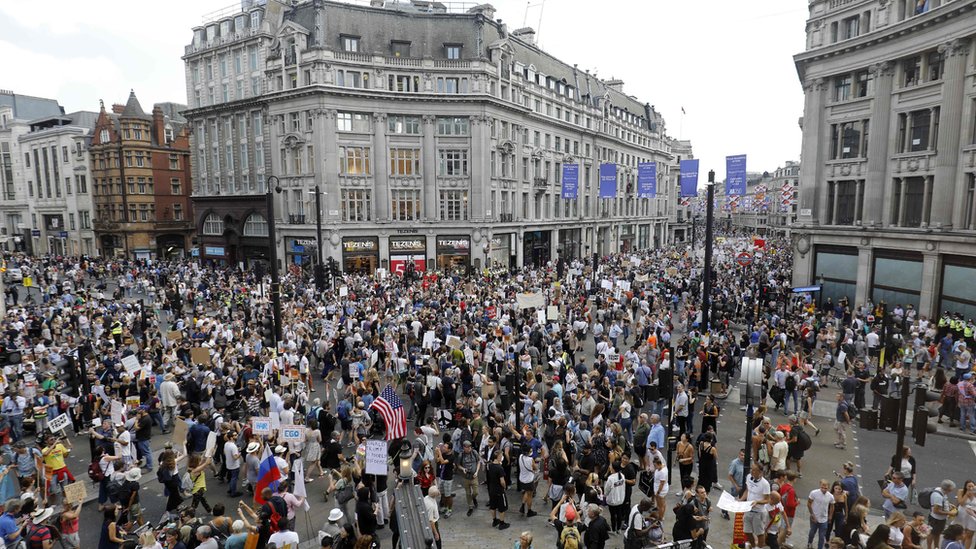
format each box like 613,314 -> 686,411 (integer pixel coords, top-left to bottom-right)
637,162 -> 657,198
679,159 -> 699,197
725,154 -> 747,196
561,163 -> 579,200
599,163 -> 617,199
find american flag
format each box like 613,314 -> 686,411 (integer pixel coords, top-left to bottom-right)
369,384 -> 407,440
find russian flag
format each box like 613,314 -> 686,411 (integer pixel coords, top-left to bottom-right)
254,445 -> 281,504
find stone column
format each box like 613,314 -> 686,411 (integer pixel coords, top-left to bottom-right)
919,252 -> 940,318
854,180 -> 864,223
922,175 -> 933,226
936,39 -> 971,229
864,62 -> 894,227
322,110 -> 341,221
798,77 -> 827,224
372,113 -> 389,222
469,115 -> 488,222
421,115 -> 437,221
897,178 -> 907,226
831,182 -> 840,225
855,246 -> 873,308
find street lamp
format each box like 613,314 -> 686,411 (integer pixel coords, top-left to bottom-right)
816,273 -> 825,309
398,440 -> 414,480
266,176 -> 283,347
701,169 -> 716,333
309,186 -> 325,291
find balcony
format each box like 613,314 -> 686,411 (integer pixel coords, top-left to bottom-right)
533,177 -> 549,188
288,214 -> 306,224
499,213 -> 513,222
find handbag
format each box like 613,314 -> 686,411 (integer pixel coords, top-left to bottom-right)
244,532 -> 260,549
336,479 -> 355,505
638,470 -> 654,497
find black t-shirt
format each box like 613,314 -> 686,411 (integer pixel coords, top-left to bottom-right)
438,447 -> 455,480
322,440 -> 343,469
621,462 -> 638,503
487,462 -> 505,493
356,500 -> 378,535
136,414 -> 153,441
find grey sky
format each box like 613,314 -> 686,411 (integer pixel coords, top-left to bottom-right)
0,0 -> 807,184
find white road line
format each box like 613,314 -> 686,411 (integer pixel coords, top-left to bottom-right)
969,441 -> 976,458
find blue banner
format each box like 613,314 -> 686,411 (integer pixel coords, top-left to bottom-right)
637,162 -> 656,198
599,163 -> 617,199
725,154 -> 747,196
679,159 -> 699,197
561,163 -> 579,200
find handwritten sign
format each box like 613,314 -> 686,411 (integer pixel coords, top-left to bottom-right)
126,396 -> 141,409
63,481 -> 87,505
422,330 -> 435,350
365,439 -> 388,476
446,335 -> 461,350
122,355 -> 141,376
190,347 -> 211,366
167,330 -> 183,341
251,417 -> 272,435
110,401 -> 125,425
204,431 -> 218,458
281,426 -> 305,443
48,413 -> 71,433
339,286 -> 348,297
547,306 -> 559,320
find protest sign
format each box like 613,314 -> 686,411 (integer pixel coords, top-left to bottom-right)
365,440 -> 388,475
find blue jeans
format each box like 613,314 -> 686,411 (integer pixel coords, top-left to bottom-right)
808,520 -> 829,549
135,439 -> 153,470
7,414 -> 22,442
227,467 -> 240,495
620,416 -> 633,439
785,390 -> 799,415
961,404 -> 976,432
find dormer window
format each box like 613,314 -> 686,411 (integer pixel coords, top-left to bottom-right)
391,41 -> 411,57
445,44 -> 461,60
100,130 -> 109,143
341,35 -> 360,52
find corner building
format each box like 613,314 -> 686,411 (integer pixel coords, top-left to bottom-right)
793,0 -> 976,318
183,0 -> 680,272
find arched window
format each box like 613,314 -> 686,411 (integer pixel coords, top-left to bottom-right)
243,213 -> 268,236
202,213 -> 224,235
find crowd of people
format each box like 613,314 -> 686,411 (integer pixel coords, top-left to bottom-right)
0,227 -> 970,549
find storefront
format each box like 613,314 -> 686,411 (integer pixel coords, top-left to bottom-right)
288,238 -> 317,269
489,233 -> 515,269
813,245 -> 857,306
557,229 -> 582,261
202,245 -> 228,265
436,235 -> 470,272
342,236 -> 379,274
522,230 -> 551,268
620,225 -> 635,253
389,236 -> 427,275
870,250 -> 922,311
639,225 -> 651,250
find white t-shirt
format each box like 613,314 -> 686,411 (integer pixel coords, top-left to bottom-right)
224,440 -> 242,470
654,467 -> 670,496
604,472 -> 626,506
745,474 -> 771,512
619,401 -> 632,420
518,454 -> 535,484
626,504 -> 647,537
766,502 -> 786,534
807,489 -> 835,523
424,495 -> 440,523
267,530 -> 300,547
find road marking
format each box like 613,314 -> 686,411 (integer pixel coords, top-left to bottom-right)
969,441 -> 976,458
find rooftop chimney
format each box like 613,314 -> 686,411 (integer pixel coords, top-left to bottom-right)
512,27 -> 536,45
112,104 -> 125,114
152,106 -> 165,145
605,79 -> 624,93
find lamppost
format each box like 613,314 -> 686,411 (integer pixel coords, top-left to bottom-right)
701,169 -> 716,333
816,273 -> 825,310
309,186 -> 325,291
266,176 -> 283,347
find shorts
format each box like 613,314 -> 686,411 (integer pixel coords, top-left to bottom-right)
518,480 -> 537,493
928,516 -> 947,537
489,491 -> 508,512
439,479 -> 455,497
743,510 -> 767,534
340,419 -> 352,431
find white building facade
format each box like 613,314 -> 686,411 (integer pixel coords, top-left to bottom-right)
184,0 -> 684,273
793,0 -> 976,318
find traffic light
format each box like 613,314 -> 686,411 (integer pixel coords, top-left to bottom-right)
259,315 -> 275,348
314,263 -> 326,292
912,384 -> 940,446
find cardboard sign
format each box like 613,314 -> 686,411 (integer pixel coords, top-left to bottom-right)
251,417 -> 272,435
190,347 -> 211,366
48,413 -> 71,433
515,292 -> 545,310
339,286 -> 348,297
110,400 -> 125,425
63,481 -> 87,505
365,439 -> 388,476
121,355 -> 141,376
171,420 -> 189,448
168,330 -> 183,341
281,425 -> 305,443
348,362 -> 359,379
600,280 -> 613,290
126,396 -> 141,409
204,432 -> 218,458
547,306 -> 559,320
422,330 -> 435,350
446,335 -> 461,350
537,310 -> 546,324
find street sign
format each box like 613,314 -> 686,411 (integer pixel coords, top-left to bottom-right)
735,252 -> 753,266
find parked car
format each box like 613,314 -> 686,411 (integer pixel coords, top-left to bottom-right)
5,267 -> 23,282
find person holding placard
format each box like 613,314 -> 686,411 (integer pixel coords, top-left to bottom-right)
41,434 -> 74,504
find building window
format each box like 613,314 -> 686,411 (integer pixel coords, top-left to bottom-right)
336,112 -> 369,133
898,108 -> 939,152
79,210 -> 90,229
341,189 -> 372,221
241,213 -> 267,236
339,146 -> 371,175
830,120 -> 869,159
65,177 -> 72,195
341,35 -> 360,52
388,74 -> 420,92
841,15 -> 859,40
439,190 -> 468,221
438,149 -> 469,176
891,177 -> 928,227
336,70 -> 368,88
169,154 -> 180,170
203,213 -> 224,235
826,180 -> 863,225
445,44 -> 461,59
171,178 -> 182,195
436,117 -> 469,136
388,115 -> 420,135
250,10 -> 260,29
834,74 -> 852,102
389,148 -> 421,176
435,77 -> 467,93
390,40 -> 411,57
927,51 -> 944,81
903,55 -> 922,86
855,70 -> 872,97
390,189 -> 421,221
173,204 -> 184,221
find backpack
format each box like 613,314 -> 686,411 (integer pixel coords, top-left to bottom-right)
266,496 -> 286,533
560,525 -> 581,549
785,374 -> 797,392
88,460 -> 105,482
307,406 -> 321,425
917,487 -> 937,510
797,429 -> 812,451
337,401 -> 350,421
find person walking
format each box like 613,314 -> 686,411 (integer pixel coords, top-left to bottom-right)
807,479 -> 835,549
486,449 -> 510,531
834,393 -> 851,450
223,432 -> 242,498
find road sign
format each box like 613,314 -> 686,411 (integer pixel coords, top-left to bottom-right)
735,252 -> 753,266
